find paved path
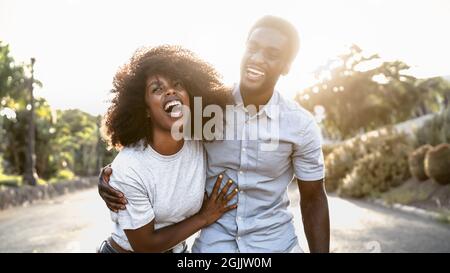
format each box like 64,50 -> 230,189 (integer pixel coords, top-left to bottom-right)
0,185 -> 449,252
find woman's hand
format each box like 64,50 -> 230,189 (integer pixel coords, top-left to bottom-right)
197,174 -> 238,227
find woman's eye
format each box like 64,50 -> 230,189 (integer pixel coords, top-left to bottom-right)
152,86 -> 163,93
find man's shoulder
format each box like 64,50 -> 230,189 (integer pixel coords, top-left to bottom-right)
276,91 -> 316,125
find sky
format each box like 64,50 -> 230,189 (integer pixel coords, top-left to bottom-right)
1,0 -> 449,116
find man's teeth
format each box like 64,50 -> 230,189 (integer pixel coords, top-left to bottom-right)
164,100 -> 182,111
247,67 -> 265,76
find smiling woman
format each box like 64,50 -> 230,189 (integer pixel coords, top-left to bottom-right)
102,45 -> 233,149
97,45 -> 238,253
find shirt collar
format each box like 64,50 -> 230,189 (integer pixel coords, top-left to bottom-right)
232,83 -> 279,120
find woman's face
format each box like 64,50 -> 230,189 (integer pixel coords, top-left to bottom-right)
145,74 -> 190,132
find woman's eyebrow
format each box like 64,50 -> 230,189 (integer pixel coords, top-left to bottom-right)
147,80 -> 162,89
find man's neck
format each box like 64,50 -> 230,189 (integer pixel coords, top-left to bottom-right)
240,84 -> 275,111
150,129 -> 184,156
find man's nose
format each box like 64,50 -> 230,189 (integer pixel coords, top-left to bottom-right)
249,50 -> 264,64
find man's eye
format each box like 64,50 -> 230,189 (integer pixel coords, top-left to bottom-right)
266,52 -> 280,60
246,44 -> 257,52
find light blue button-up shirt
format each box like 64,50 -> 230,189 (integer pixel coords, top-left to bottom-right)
191,84 -> 324,253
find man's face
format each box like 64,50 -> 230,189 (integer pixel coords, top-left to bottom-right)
240,27 -> 290,93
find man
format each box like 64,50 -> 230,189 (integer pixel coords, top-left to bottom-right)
98,15 -> 330,253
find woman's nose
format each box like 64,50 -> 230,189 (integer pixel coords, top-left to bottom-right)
164,87 -> 176,96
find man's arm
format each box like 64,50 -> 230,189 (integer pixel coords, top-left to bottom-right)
98,166 -> 127,212
297,178 -> 330,253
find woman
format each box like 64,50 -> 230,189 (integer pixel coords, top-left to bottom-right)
97,45 -> 236,253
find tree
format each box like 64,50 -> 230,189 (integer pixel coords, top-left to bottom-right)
296,44 -> 450,140
1,41 -> 116,182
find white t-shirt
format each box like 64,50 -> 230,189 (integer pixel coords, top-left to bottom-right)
109,140 -> 205,252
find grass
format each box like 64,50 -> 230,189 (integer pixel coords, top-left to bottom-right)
437,209 -> 450,224
0,173 -> 48,188
380,178 -> 438,205
0,173 -> 23,187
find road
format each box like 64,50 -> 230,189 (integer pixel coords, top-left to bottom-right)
1,184 -> 450,253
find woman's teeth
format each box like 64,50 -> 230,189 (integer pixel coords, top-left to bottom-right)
164,100 -> 182,111
170,106 -> 183,118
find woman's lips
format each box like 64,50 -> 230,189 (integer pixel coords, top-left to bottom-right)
163,99 -> 184,119
169,105 -> 183,118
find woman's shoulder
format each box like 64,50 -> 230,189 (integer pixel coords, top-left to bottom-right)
111,144 -> 152,177
114,145 -> 147,163
185,140 -> 204,155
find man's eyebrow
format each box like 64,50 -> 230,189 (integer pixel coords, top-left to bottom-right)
266,46 -> 282,52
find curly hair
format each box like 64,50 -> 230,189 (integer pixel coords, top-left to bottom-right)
103,45 -> 233,149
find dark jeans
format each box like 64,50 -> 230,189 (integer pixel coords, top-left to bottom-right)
97,239 -> 188,253
97,240 -> 120,253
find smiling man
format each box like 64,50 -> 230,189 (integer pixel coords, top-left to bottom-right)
191,15 -> 330,253
98,15 -> 330,253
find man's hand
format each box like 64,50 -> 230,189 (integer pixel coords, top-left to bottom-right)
98,165 -> 127,212
297,178 -> 330,253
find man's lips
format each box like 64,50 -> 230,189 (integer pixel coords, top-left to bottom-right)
245,66 -> 266,81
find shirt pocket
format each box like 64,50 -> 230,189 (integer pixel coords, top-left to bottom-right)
257,141 -> 292,178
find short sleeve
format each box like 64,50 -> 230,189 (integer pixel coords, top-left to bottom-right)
109,167 -> 155,230
293,119 -> 325,181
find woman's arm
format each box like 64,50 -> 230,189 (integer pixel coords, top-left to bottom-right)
124,174 -> 237,252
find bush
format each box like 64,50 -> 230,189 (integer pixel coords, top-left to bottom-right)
324,127 -> 414,196
338,148 -> 411,198
0,155 -> 3,175
408,144 -> 433,181
51,169 -> 75,183
424,143 -> 450,185
416,107 -> 450,146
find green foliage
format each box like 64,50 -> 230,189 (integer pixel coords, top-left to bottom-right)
297,44 -> 450,140
49,169 -> 75,183
324,127 -> 414,196
408,144 -> 433,181
338,149 -> 411,198
424,144 -> 450,185
0,41 -> 117,183
416,107 -> 450,146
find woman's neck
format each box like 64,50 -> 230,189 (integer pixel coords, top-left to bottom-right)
150,128 -> 184,156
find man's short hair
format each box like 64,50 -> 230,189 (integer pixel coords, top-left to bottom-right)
248,15 -> 300,64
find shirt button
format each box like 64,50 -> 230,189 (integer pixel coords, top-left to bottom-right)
239,171 -> 243,174
240,190 -> 244,194
242,148 -> 246,152
237,237 -> 241,241
237,216 -> 242,221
